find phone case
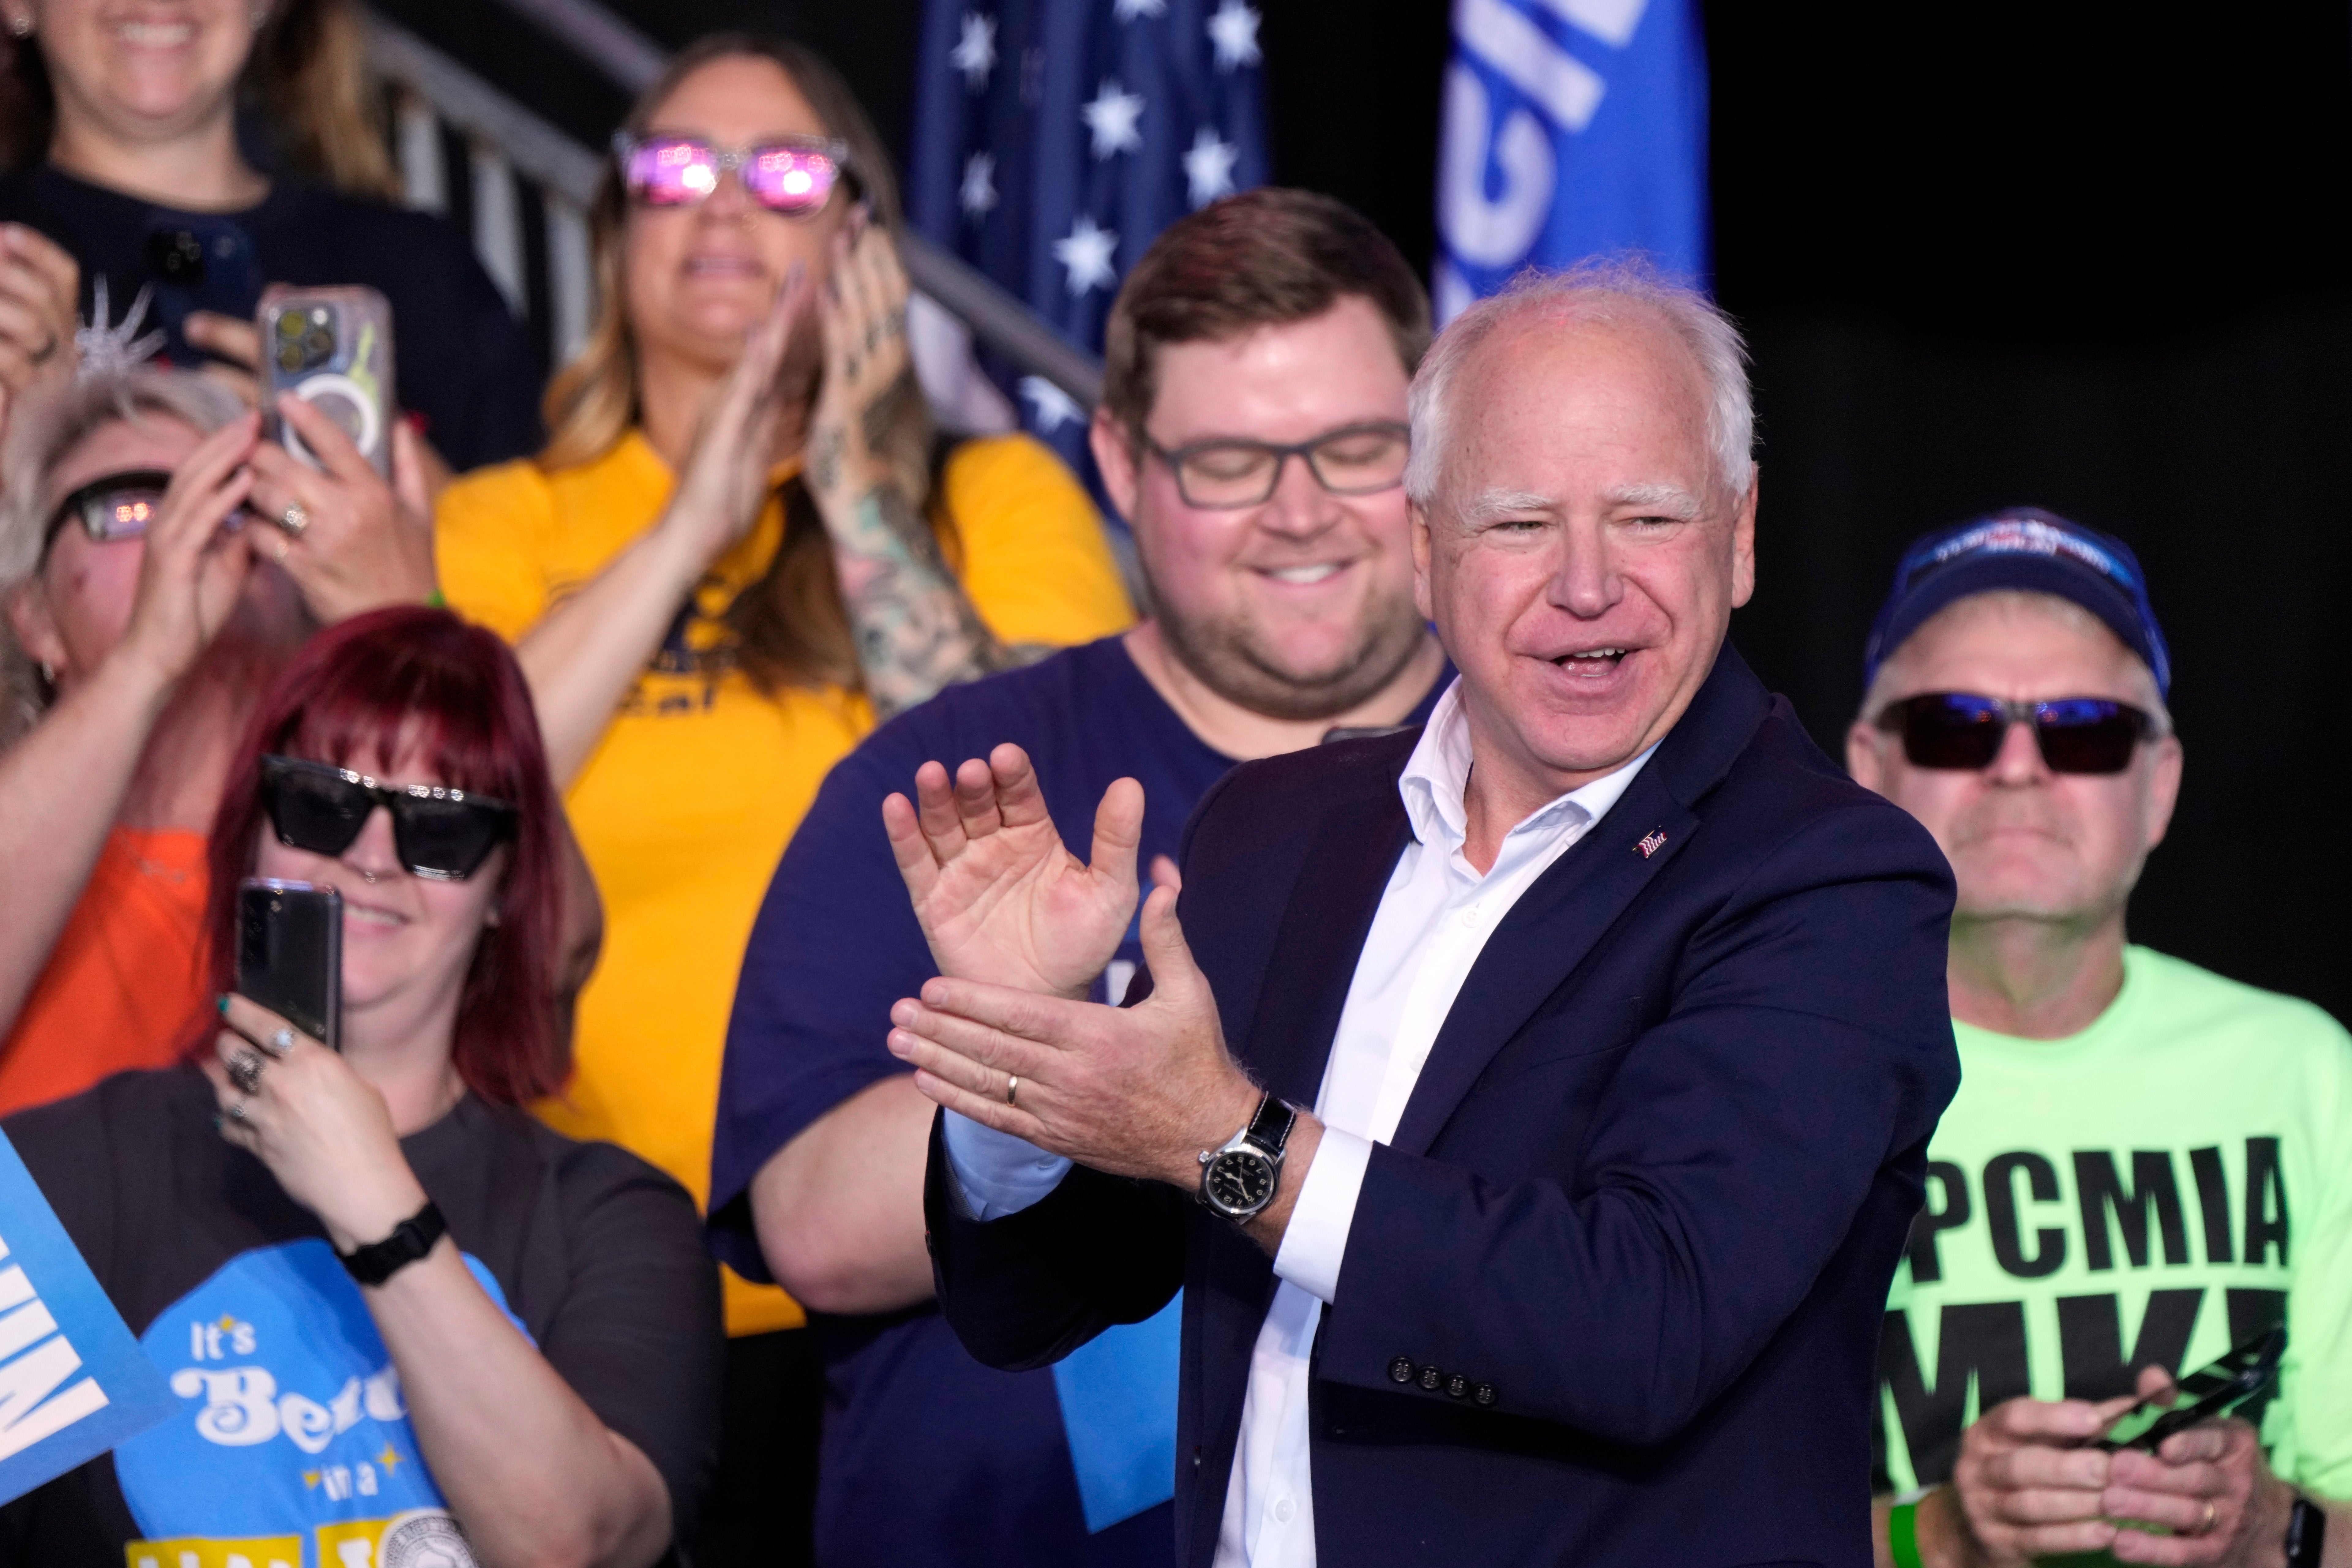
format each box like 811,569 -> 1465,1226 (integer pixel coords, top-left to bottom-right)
234,879 -> 343,1051
257,285 -> 396,476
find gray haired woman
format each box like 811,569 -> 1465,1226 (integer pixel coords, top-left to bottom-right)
0,363 -> 434,1112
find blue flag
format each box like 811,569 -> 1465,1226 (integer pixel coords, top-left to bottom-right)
0,1129 -> 176,1506
1434,0 -> 1709,319
909,0 -> 1270,467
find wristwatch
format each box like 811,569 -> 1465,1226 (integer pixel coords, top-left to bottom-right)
2286,1493 -> 2326,1568
1197,1093 -> 1296,1223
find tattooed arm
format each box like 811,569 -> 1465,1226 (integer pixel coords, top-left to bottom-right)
803,215 -> 1042,718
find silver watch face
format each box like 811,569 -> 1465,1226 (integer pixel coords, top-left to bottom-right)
1204,1148 -> 1277,1215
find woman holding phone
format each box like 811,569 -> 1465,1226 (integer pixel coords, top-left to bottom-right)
432,34 -> 1131,1560
0,605 -> 721,1565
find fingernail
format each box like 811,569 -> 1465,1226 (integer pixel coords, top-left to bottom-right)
216,994 -> 229,1015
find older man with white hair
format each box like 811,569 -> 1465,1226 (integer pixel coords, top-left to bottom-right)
877,263 -> 1962,1566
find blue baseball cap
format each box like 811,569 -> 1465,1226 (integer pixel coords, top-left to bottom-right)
1862,508 -> 2172,700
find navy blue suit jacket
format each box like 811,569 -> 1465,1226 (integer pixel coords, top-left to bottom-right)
924,646 -> 1960,1566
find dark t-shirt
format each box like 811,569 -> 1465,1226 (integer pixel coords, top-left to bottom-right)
0,165 -> 544,472
0,1065 -> 723,1566
706,634 -> 1441,1568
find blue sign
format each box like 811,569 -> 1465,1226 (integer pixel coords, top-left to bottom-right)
0,1128 -> 176,1506
1434,0 -> 1710,320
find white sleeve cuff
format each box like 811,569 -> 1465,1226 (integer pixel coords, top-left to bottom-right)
1271,1125 -> 1373,1305
940,1108 -> 1073,1221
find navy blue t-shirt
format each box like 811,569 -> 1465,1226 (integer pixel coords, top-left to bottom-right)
708,635 -> 1439,1568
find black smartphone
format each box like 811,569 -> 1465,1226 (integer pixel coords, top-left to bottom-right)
142,214 -> 264,369
234,879 -> 342,1051
2095,1326 -> 2286,1452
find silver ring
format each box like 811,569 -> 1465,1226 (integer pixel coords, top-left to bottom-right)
267,1026 -> 296,1056
1006,1075 -> 1019,1107
227,1050 -> 265,1095
277,503 -> 309,538
226,1098 -> 251,1124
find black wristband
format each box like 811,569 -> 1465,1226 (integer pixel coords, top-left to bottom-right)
338,1199 -> 446,1287
2286,1495 -> 2326,1568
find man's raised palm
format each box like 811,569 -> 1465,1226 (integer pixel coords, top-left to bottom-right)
883,744 -> 1143,999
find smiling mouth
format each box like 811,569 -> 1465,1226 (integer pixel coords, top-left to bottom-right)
346,904 -> 408,930
1258,564 -> 1348,586
684,256 -> 763,278
114,20 -> 196,46
1552,647 -> 1632,676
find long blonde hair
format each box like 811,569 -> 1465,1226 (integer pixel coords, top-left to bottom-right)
540,36 -> 939,695
1,0 -> 399,198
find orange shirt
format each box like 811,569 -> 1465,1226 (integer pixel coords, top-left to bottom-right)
0,827 -> 211,1116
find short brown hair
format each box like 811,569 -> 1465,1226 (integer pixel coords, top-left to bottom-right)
1100,188 -> 1430,437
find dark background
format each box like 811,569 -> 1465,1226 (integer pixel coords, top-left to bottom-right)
397,0 -> 2352,1021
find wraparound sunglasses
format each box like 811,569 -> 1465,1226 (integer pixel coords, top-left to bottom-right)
1876,692 -> 2156,775
260,755 -> 517,882
614,133 -> 854,215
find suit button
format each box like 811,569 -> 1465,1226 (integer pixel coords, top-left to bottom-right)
1418,1366 -> 1443,1391
1445,1373 -> 1469,1399
1473,1382 -> 1497,1407
1387,1357 -> 1415,1384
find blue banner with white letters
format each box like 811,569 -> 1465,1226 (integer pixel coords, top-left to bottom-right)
909,0 -> 1269,466
0,1128 -> 175,1506
1434,0 -> 1709,320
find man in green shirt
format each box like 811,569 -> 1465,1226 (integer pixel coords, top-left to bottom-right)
1847,510 -> 2350,1568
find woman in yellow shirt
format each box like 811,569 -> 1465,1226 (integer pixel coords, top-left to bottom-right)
432,34 -> 1132,1563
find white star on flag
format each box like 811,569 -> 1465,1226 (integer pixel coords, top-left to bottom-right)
1019,376 -> 1087,433
959,151 -> 998,217
1081,79 -> 1146,160
949,13 -> 996,91
1052,214 -> 1120,296
1206,0 -> 1261,71
1183,127 -> 1240,208
1113,0 -> 1166,18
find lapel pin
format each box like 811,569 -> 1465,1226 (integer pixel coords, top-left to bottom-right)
1636,828 -> 1669,859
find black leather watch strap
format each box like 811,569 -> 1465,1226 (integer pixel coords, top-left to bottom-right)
338,1199 -> 447,1287
2286,1495 -> 2326,1568
1244,1093 -> 1296,1157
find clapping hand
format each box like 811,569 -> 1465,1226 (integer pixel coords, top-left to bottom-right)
803,205 -> 912,508
882,745 -> 1144,1000
0,225 -> 79,440
658,261 -> 814,565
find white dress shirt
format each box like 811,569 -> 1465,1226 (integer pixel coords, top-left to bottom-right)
943,679 -> 1652,1565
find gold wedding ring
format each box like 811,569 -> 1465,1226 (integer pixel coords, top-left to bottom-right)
2200,1500 -> 2217,1536
1006,1075 -> 1019,1107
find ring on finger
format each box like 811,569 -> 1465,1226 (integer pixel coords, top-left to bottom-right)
226,1098 -> 251,1125
267,1026 -> 295,1056
1006,1074 -> 1019,1107
2199,1499 -> 2217,1536
227,1049 -> 265,1095
277,502 -> 309,538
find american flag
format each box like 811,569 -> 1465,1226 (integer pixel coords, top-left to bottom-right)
907,0 -> 1271,476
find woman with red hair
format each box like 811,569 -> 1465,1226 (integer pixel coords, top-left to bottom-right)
0,606 -> 721,1567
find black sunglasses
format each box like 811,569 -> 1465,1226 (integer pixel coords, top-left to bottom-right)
260,755 -> 518,882
1877,692 -> 2156,775
43,468 -> 176,554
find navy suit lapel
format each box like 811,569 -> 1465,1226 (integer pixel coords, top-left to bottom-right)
1387,646 -> 1775,1157
1237,767 -> 1414,1109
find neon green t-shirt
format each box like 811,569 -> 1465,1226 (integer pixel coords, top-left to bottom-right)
1879,946 -> 2352,1502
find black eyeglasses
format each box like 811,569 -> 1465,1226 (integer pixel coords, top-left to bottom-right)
1877,692 -> 2157,775
260,755 -> 518,882
1145,422 -> 1411,509
43,469 -> 176,554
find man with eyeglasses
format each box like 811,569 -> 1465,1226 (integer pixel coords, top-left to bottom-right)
1848,510 -> 2352,1568
702,188 -> 1447,1568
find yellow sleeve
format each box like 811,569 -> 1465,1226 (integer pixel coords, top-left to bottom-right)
940,434 -> 1136,647
433,459 -> 560,644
